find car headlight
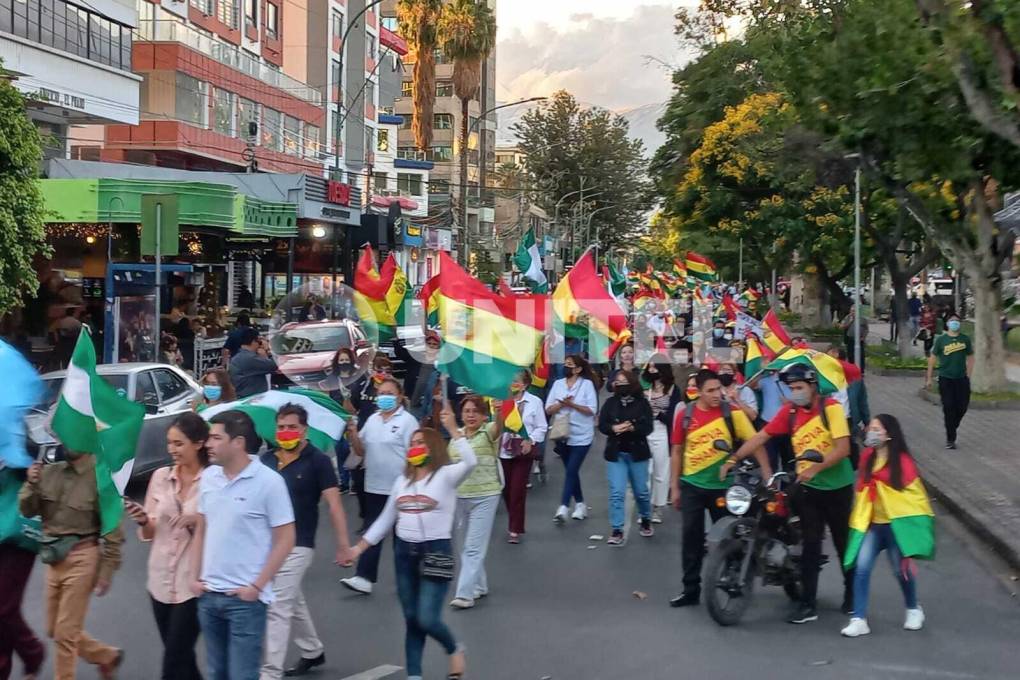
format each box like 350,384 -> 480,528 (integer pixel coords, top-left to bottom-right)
725,485 -> 753,516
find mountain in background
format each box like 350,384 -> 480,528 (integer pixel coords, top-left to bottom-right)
495,101 -> 668,158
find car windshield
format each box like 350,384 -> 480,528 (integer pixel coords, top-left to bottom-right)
39,374 -> 130,409
271,326 -> 352,354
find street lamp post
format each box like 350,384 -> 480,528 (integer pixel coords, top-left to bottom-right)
586,204 -> 617,264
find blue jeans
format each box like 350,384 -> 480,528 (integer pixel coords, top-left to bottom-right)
394,538 -> 458,678
852,524 -> 918,619
555,442 -> 591,506
198,592 -> 267,680
606,454 -> 651,530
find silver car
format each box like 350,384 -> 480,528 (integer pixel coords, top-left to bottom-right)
27,363 -> 202,480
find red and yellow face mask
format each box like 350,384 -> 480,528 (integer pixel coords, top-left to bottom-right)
276,429 -> 302,451
406,445 -> 430,467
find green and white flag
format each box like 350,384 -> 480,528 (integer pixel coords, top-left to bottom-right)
51,328 -> 144,535
200,388 -> 349,452
513,228 -> 549,293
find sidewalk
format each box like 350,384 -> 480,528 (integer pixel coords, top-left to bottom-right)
866,372 -> 1020,570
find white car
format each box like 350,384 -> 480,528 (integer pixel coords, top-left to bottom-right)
27,363 -> 201,480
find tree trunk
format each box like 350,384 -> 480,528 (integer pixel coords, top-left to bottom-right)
968,273 -> 1008,393
796,271 -> 825,328
889,271 -> 912,358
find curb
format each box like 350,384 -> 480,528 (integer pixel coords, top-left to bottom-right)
917,388 -> 1020,411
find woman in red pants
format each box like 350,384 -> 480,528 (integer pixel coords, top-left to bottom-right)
499,371 -> 548,544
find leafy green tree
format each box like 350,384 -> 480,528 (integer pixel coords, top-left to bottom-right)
0,71 -> 50,315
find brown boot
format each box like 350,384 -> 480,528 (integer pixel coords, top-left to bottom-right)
98,649 -> 123,680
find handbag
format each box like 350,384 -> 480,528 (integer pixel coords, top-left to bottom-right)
412,482 -> 456,581
548,412 -> 570,441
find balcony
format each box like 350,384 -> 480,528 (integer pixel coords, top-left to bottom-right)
137,19 -> 322,106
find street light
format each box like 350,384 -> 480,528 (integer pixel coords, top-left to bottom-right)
585,204 -> 617,264
846,152 -> 863,369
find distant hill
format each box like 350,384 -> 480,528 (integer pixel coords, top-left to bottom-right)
496,101 -> 669,158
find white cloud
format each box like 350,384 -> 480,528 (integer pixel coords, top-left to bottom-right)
495,4 -> 688,112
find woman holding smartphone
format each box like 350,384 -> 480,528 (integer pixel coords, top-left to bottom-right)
125,413 -> 209,680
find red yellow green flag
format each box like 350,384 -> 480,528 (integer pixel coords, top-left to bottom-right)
744,335 -> 766,380
418,273 -> 440,327
530,340 -> 549,395
764,347 -> 848,395
685,251 -> 717,281
552,249 -> 631,362
845,451 -> 935,569
435,252 -> 545,397
354,246 -> 407,341
673,258 -> 688,280
500,399 -> 529,439
761,308 -> 793,355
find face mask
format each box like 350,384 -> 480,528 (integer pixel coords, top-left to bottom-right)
203,385 -> 222,401
724,333 -> 733,340
685,387 -> 699,402
863,431 -> 886,448
713,328 -> 725,338
947,320 -> 961,332
613,383 -> 629,394
276,429 -> 302,450
642,368 -> 657,383
376,394 -> 398,412
372,370 -> 387,384
406,445 -> 430,467
719,373 -> 735,388
337,362 -> 353,376
790,391 -> 813,407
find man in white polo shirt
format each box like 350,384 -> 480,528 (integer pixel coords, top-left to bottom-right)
191,410 -> 295,680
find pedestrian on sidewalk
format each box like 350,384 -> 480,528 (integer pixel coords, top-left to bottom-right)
125,413 -> 209,680
499,371 -> 548,544
918,303 -> 937,357
259,404 -> 352,679
839,307 -> 868,371
841,414 -> 933,638
0,467 -> 45,680
546,354 -> 600,523
18,453 -> 124,680
229,329 -> 278,398
925,314 -> 974,450
643,354 -> 680,523
345,409 -> 475,680
341,379 -> 419,595
908,292 -> 922,343
600,370 -> 655,546
192,411 -> 296,680
670,369 -> 766,607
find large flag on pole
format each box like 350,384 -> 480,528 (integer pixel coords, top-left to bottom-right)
685,251 -> 718,282
761,308 -> 793,355
513,228 -> 549,293
50,328 -> 144,535
552,248 -> 631,362
354,245 -> 407,341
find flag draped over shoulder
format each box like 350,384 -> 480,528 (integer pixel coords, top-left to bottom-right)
685,251 -> 717,281
845,451 -> 935,569
552,249 -> 631,362
200,388 -> 349,452
50,329 -> 144,535
761,308 -> 793,355
435,252 -> 546,397
514,228 -> 549,293
354,246 -> 407,340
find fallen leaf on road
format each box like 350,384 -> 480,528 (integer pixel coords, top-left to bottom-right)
632,591 -> 648,600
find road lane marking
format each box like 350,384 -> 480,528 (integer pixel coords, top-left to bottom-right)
339,664 -> 403,680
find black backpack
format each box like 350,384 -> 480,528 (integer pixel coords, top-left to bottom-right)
676,401 -> 737,477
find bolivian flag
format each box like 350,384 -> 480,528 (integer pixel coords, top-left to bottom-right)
761,308 -> 793,355
418,273 -> 441,328
500,399 -> 529,439
743,335 -> 767,380
765,347 -> 847,395
685,251 -> 717,281
845,451 -> 935,570
673,258 -> 687,281
435,252 -> 544,397
553,249 -> 631,362
530,340 -> 549,395
354,246 -> 406,341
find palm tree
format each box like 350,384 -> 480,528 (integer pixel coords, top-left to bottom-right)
397,0 -> 444,151
439,0 -> 497,230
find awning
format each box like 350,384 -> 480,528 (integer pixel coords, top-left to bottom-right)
371,194 -> 419,211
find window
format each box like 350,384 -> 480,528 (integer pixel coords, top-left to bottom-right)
190,0 -> 213,15
401,81 -> 412,97
175,73 -> 208,127
398,146 -> 419,160
377,128 -> 389,152
263,108 -> 283,151
245,0 -> 257,26
212,88 -> 235,136
152,370 -> 189,403
134,372 -> 159,407
238,97 -> 259,139
304,125 -> 320,158
331,9 -> 343,40
436,81 -> 453,97
367,33 -> 376,60
468,116 -> 478,133
429,145 -> 453,162
266,2 -> 278,38
217,0 -> 239,30
398,173 -> 423,197
434,113 -> 453,130
330,59 -> 342,93
373,172 -> 389,192
400,116 -> 413,129
381,16 -> 397,31
283,115 -> 301,155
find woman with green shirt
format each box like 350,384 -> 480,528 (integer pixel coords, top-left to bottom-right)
449,396 -> 503,609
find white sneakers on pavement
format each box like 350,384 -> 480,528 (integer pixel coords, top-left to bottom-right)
841,618 -> 871,637
571,502 -> 588,520
904,607 -> 925,631
340,576 -> 373,594
450,597 -> 475,609
554,505 -> 569,523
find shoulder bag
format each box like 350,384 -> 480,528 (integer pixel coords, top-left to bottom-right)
548,381 -> 581,441
412,480 -> 455,581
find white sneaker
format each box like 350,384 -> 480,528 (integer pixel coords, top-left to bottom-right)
449,597 -> 475,609
841,618 -> 871,637
904,607 -> 925,631
340,576 -> 373,594
554,505 -> 569,523
571,502 -> 588,520
651,508 -> 663,524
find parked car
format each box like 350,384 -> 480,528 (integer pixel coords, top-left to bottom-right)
27,363 -> 201,479
270,319 -> 374,388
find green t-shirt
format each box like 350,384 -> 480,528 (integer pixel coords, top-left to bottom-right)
932,333 -> 972,379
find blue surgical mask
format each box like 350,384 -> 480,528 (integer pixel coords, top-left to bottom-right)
947,320 -> 961,332
376,394 -> 398,412
203,385 -> 222,401
713,328 -> 725,338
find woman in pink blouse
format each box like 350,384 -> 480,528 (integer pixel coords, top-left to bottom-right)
125,412 -> 209,680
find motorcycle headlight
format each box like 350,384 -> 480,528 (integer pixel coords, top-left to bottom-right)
725,485 -> 753,516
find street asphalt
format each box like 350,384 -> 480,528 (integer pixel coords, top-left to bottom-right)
19,432 -> 1020,680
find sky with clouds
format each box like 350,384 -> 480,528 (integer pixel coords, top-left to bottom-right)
495,1 -> 688,112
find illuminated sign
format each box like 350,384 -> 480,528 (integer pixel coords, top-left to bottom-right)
327,181 -> 352,206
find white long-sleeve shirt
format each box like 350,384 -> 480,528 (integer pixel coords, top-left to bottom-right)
545,377 -> 599,446
362,437 -> 478,545
499,391 -> 549,459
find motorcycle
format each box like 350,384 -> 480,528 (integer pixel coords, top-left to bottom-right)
703,445 -> 825,626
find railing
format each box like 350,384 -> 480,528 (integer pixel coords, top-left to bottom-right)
137,20 -> 323,106
397,149 -> 428,161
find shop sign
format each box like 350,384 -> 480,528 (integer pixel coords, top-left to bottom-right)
402,220 -> 424,247
327,181 -> 352,206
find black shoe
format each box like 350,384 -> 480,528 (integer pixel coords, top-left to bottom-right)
945,441 -> 957,450
285,653 -> 325,677
669,591 -> 700,607
841,598 -> 854,616
788,604 -> 818,624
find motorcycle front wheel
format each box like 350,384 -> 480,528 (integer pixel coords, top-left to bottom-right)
706,539 -> 756,626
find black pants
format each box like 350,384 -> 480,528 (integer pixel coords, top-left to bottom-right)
680,482 -> 727,593
795,484 -> 854,607
351,467 -> 367,520
938,376 -> 971,444
151,597 -> 203,680
356,492 -> 390,583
